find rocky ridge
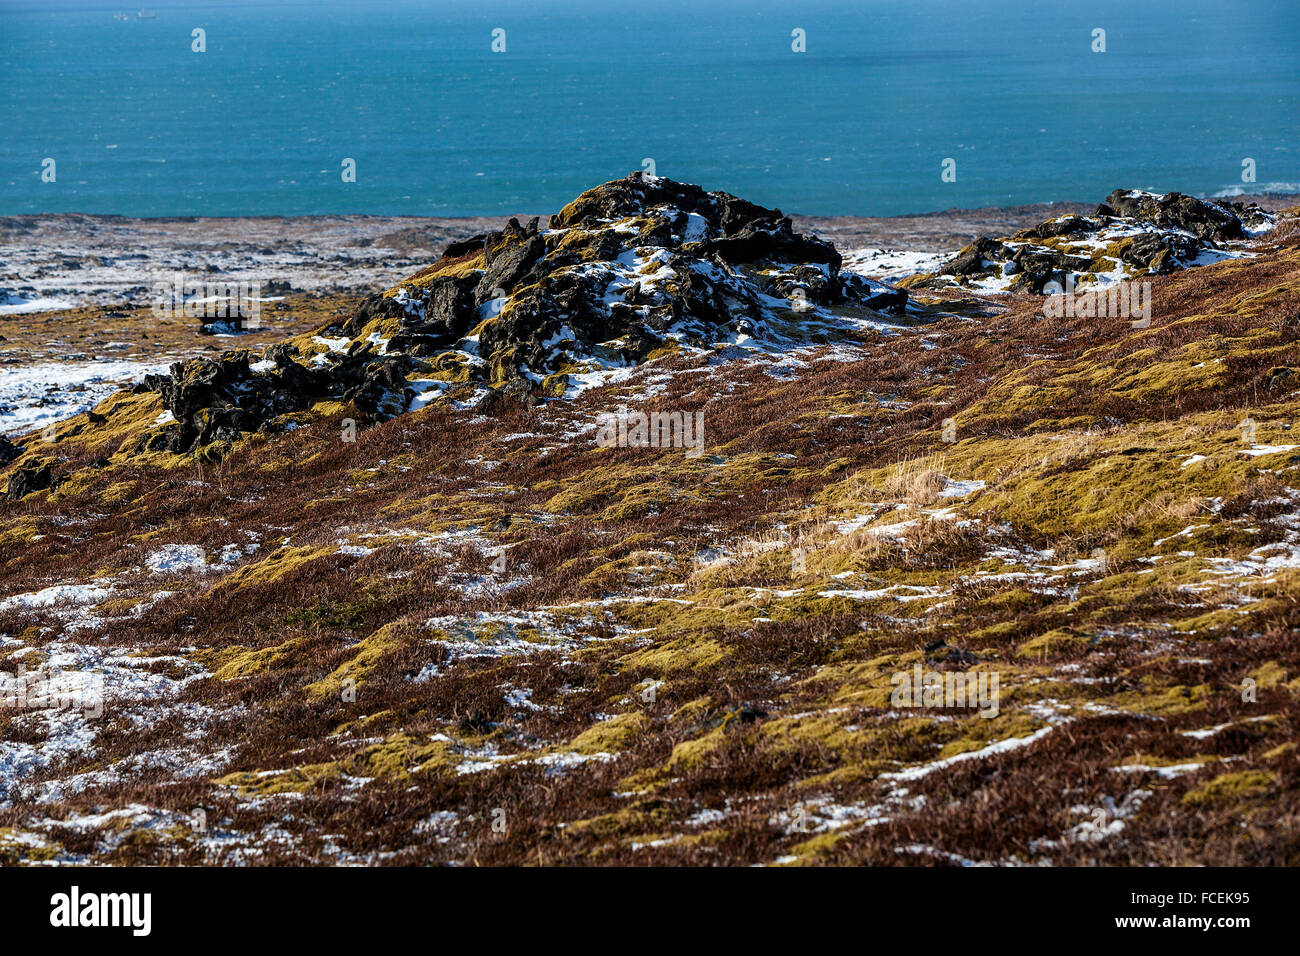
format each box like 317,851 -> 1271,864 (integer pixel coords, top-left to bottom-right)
908,189 -> 1278,294
137,173 -> 911,459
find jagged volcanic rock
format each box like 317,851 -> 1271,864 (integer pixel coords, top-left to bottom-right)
140,344 -> 414,457
1096,189 -> 1269,241
911,189 -> 1275,294
142,172 -> 909,456
378,172 -> 908,382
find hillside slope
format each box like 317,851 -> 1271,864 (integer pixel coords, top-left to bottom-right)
1,180 -> 1298,866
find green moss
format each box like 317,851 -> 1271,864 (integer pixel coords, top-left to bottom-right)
222,544 -> 337,589
202,637 -> 304,681
1181,769 -> 1276,806
1109,681 -> 1211,717
1115,752 -> 1217,768
283,599 -> 375,632
568,711 -> 650,755
305,621 -> 419,700
215,762 -> 341,795
622,634 -> 728,674
217,731 -> 460,793
1248,661 -> 1289,689
1016,628 -> 1091,659
666,726 -> 729,771
565,802 -> 672,841
937,712 -> 1046,758
782,830 -> 846,863
348,732 -> 459,781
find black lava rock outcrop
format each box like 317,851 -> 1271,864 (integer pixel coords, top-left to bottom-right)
140,346 -> 413,457
913,189 -> 1274,294
139,173 -> 909,458
377,172 -> 907,383
0,437 -> 23,465
1096,189 -> 1268,241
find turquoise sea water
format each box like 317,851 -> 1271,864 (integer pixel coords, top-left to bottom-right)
2,0 -> 1298,217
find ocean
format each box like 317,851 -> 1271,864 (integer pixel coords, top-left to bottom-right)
1,0 -> 1298,217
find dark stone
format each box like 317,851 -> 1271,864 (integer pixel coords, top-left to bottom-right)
941,237 -> 1010,276
1122,232 -> 1200,273
1015,215 -> 1093,240
616,325 -> 666,362
342,355 -> 412,421
400,272 -> 479,343
442,234 -> 489,258
144,350 -> 339,454
477,217 -> 548,304
550,172 -> 723,230
842,273 -> 909,314
765,265 -> 838,304
479,379 -> 540,416
696,217 -> 841,270
339,292 -> 407,338
385,332 -> 448,357
265,342 -> 300,366
6,463 -> 52,500
1100,190 -> 1246,242
969,244 -> 1094,294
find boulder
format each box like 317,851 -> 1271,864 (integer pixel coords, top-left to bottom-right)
1100,190 -> 1246,241
920,188 -> 1273,295
6,463 -> 52,500
1122,232 -> 1200,273
0,436 -> 23,465
941,237 -> 1011,277
1015,215 -> 1093,240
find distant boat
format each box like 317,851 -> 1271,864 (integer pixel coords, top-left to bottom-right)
136,9 -> 157,18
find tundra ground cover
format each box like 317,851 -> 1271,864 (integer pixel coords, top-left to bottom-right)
1,187 -> 1297,866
